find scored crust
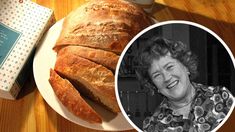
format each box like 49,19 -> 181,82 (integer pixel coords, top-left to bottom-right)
49,0 -> 154,123
53,0 -> 153,54
49,69 -> 102,123
54,52 -> 120,113
58,46 -> 119,71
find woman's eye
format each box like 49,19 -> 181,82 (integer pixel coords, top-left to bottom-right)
153,74 -> 161,79
167,65 -> 174,70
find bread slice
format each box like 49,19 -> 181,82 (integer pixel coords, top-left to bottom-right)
49,69 -> 102,123
54,52 -> 120,113
53,0 -> 153,54
58,46 -> 119,71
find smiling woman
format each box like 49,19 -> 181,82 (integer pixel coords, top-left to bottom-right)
138,37 -> 234,132
143,38 -> 196,106
117,22 -> 235,132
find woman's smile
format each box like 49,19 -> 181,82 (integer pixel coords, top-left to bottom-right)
166,80 -> 179,89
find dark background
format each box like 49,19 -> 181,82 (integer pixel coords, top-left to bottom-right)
117,23 -> 235,130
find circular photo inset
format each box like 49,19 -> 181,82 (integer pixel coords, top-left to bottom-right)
115,21 -> 235,132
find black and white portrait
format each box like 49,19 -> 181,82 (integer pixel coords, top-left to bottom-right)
116,22 -> 235,132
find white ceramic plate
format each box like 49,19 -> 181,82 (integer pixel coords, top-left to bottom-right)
33,18 -> 133,131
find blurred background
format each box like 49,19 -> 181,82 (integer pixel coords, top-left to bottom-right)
117,23 -> 235,130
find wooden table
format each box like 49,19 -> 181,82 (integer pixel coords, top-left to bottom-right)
0,0 -> 235,131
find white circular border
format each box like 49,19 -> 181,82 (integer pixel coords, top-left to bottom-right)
115,20 -> 235,132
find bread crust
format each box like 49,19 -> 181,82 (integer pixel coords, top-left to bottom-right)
49,69 -> 102,123
58,46 -> 119,71
54,53 -> 120,113
53,0 -> 153,54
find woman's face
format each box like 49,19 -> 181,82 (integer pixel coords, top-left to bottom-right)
148,54 -> 192,102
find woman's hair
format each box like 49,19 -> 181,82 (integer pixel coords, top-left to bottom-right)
136,36 -> 198,90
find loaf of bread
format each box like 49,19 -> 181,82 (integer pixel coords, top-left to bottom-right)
54,52 -> 120,113
58,46 -> 119,71
49,0 -> 153,123
53,0 -> 153,54
49,69 -> 102,123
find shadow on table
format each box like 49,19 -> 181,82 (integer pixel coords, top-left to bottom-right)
150,2 -> 235,54
17,70 -> 36,99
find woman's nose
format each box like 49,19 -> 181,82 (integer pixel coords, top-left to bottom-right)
163,71 -> 172,82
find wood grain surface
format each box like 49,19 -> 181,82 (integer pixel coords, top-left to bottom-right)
0,0 -> 235,132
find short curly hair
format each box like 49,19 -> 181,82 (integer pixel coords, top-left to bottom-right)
136,36 -> 198,89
